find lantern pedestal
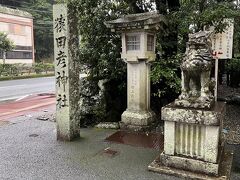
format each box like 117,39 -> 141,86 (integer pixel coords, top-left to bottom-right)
120,61 -> 155,131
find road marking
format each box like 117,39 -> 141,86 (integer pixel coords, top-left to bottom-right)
0,85 -> 26,89
0,95 -> 27,102
15,94 -> 32,102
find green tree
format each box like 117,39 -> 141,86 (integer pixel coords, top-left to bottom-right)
20,0 -> 54,61
175,0 -> 239,52
0,32 -> 14,64
155,0 -> 180,57
0,0 -> 21,7
67,0 -> 130,122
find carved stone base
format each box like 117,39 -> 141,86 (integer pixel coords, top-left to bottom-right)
160,153 -> 220,175
174,97 -> 215,109
148,150 -> 233,180
120,110 -> 156,131
119,122 -> 157,132
162,102 -> 226,126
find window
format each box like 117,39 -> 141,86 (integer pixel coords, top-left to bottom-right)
126,35 -> 140,51
6,51 -> 32,59
15,46 -> 32,51
9,24 -> 26,36
147,34 -> 154,51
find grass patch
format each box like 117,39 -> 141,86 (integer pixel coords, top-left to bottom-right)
0,73 -> 54,81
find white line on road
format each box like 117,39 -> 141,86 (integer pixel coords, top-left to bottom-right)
0,85 -> 26,89
0,95 -> 26,102
15,94 -> 32,102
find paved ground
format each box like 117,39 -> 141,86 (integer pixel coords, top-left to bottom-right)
0,77 -> 55,101
0,109 -> 239,180
0,111 -> 177,180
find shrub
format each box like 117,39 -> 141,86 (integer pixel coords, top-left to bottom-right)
42,63 -> 54,74
151,55 -> 181,98
150,55 -> 181,113
226,58 -> 240,87
0,64 -> 19,77
33,63 -> 54,74
0,63 -> 54,76
226,58 -> 240,72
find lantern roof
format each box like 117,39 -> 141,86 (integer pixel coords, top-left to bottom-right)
105,12 -> 166,32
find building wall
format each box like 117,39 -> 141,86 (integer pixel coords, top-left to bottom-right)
0,12 -> 34,64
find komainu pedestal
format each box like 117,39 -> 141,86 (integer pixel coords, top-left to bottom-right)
161,102 -> 225,175
148,102 -> 233,179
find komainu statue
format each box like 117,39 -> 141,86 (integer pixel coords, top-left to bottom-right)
175,31 -> 214,109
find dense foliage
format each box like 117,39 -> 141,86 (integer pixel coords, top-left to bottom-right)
22,0 -> 53,61
226,57 -> 240,87
151,55 -> 182,98
175,0 -> 239,52
66,0 -> 130,123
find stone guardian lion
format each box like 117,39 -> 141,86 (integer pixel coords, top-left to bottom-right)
175,31 -> 214,109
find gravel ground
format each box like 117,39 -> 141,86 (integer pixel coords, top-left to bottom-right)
224,104 -> 240,144
218,85 -> 240,99
218,81 -> 240,145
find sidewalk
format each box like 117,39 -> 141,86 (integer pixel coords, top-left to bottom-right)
0,109 -> 239,180
0,94 -> 55,121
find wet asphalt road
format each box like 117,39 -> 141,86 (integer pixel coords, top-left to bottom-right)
0,77 -> 55,101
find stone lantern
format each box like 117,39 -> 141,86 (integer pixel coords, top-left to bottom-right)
106,12 -> 166,130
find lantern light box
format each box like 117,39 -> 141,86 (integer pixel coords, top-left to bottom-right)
106,12 -> 166,62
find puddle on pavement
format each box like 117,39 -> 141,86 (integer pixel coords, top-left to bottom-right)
105,131 -> 164,150
38,93 -> 55,97
29,134 -> 39,137
37,116 -> 49,121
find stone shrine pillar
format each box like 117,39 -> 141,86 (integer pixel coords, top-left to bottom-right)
148,31 -> 233,179
106,13 -> 166,131
53,3 -> 81,141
